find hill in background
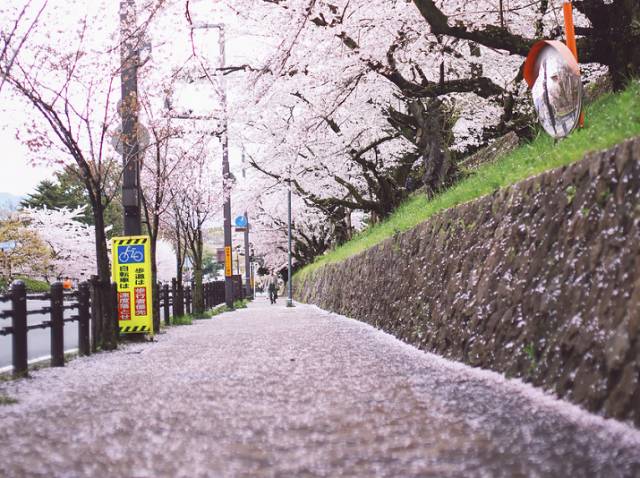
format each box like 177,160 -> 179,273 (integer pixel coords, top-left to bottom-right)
0,192 -> 23,212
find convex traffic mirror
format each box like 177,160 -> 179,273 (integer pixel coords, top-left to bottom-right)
524,40 -> 583,139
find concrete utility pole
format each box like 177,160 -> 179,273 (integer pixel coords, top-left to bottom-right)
189,23 -> 234,308
241,149 -> 251,299
119,0 -> 142,236
217,25 -> 234,309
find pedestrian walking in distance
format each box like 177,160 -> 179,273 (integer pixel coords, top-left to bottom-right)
268,274 -> 278,304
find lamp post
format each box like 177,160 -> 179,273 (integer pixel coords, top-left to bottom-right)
286,172 -> 293,307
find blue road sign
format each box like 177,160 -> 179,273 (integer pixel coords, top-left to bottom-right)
235,215 -> 248,228
117,244 -> 145,264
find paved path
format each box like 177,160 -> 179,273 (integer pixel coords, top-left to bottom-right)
1,298 -> 639,477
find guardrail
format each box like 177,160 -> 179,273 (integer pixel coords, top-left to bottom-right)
0,280 -> 92,377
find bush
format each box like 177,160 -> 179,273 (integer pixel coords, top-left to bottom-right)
0,276 -> 50,293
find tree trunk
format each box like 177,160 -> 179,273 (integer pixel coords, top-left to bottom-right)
193,267 -> 204,314
409,99 -> 456,198
192,233 -> 204,314
175,215 -> 184,297
91,199 -> 118,351
600,4 -> 640,90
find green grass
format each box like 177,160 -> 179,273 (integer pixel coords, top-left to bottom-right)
0,276 -> 50,293
210,304 -> 230,316
233,299 -> 249,309
208,299 -> 250,317
169,315 -> 193,326
297,80 -> 640,281
194,309 -> 215,319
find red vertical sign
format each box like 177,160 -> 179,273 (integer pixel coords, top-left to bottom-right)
134,287 -> 147,316
118,292 -> 131,321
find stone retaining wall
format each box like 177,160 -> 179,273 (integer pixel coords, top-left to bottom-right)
296,137 -> 640,426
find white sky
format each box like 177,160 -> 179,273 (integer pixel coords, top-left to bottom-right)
0,0 -> 273,198
0,128 -> 58,196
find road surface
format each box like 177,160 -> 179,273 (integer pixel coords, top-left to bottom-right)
0,298 -> 639,477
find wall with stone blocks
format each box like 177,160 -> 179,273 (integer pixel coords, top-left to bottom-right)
296,137 -> 640,426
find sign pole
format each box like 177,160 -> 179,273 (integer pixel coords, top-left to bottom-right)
563,1 -> 584,127
244,212 -> 252,299
563,2 -> 577,60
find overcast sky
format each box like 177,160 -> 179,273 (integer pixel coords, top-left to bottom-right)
0,128 -> 57,196
0,0 -> 270,198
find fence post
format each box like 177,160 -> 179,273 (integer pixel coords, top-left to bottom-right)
78,282 -> 91,356
50,282 -> 64,367
163,284 -> 170,326
203,283 -> 208,309
152,281 -> 160,334
111,283 -> 120,342
171,278 -> 177,319
177,281 -> 184,317
11,280 -> 28,377
186,287 -> 192,315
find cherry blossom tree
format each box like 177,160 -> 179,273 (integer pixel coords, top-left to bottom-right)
190,0 -> 611,269
170,135 -> 223,314
0,1 -> 48,95
411,0 -> 637,89
0,0 -> 168,348
22,206 -> 98,282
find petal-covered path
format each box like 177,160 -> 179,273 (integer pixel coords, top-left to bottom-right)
0,298 -> 639,477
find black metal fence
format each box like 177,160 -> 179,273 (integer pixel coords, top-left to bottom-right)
157,275 -> 245,325
1,276 -> 246,378
0,280 -> 92,377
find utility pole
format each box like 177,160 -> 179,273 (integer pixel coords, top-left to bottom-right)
188,23 -> 234,308
119,0 -> 142,236
217,25 -> 234,309
241,148 -> 251,299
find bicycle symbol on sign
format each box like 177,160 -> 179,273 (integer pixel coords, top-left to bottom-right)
118,245 -> 144,264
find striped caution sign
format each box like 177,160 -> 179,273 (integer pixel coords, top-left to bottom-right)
111,235 -> 154,336
113,237 -> 149,245
119,324 -> 151,333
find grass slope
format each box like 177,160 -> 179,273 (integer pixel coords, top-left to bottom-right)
298,80 -> 640,280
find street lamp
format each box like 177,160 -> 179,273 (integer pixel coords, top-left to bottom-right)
286,170 -> 294,307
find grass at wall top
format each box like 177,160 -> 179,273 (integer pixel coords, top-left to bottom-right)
297,80 -> 640,281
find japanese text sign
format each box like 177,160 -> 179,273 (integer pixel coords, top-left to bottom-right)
111,236 -> 153,335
